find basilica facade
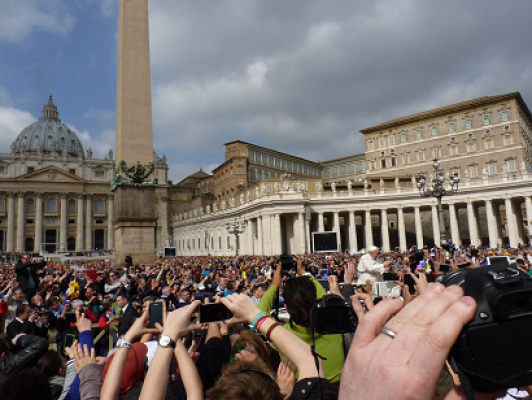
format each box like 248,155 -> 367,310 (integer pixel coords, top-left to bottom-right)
0,95 -> 169,254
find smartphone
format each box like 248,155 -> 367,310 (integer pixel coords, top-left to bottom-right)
199,303 -> 233,323
439,263 -> 450,273
457,262 -> 469,269
149,301 -> 164,329
403,274 -> 417,295
65,312 -> 77,323
63,333 -> 76,354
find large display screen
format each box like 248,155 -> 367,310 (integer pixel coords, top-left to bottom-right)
164,247 -> 176,257
312,231 -> 339,253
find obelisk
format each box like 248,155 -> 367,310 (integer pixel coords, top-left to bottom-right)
113,0 -> 157,266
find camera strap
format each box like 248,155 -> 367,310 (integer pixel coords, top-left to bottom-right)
449,358 -> 476,400
310,310 -> 327,400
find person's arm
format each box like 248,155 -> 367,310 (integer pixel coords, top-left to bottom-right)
222,295 -> 323,380
139,301 -> 203,400
100,306 -> 158,400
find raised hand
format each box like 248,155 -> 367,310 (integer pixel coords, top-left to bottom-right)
73,344 -> 97,374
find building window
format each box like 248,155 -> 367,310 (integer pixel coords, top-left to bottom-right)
0,198 -> 3,212
464,119 -> 473,129
417,151 -> 425,161
69,169 -> 76,175
47,198 -> 56,212
94,170 -> 105,179
467,142 -> 476,153
501,111 -> 510,121
95,199 -> 104,213
507,159 -> 516,172
370,161 -> 376,170
402,153 -> 410,164
400,133 -> 407,143
381,159 -> 386,168
470,165 -> 478,178
389,136 -> 395,145
391,157 -> 397,166
488,164 -> 497,175
367,141 -> 374,150
432,148 -> 441,158
27,166 -> 35,174
69,219 -> 75,224
415,130 -> 423,140
448,122 -> 455,133
430,126 -> 438,136
379,138 -> 385,148
69,200 -> 75,213
481,115 -> 491,126
27,199 -> 34,213
484,138 -> 494,149
504,134 -> 513,145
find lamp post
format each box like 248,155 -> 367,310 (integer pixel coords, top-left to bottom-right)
226,218 -> 247,256
417,159 -> 460,246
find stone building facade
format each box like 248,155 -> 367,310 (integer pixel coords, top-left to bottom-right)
0,95 -> 170,254
173,92 -> 532,256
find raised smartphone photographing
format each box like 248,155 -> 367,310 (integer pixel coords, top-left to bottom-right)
199,303 -> 233,323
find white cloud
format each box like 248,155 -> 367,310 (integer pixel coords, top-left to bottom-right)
0,107 -> 37,151
71,126 -> 115,159
0,0 -> 75,44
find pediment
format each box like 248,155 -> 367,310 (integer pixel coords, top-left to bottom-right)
19,166 -> 86,183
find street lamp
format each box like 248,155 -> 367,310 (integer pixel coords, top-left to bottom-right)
226,218 -> 247,256
417,159 -> 460,245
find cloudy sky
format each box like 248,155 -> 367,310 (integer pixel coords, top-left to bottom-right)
1,0 -> 532,182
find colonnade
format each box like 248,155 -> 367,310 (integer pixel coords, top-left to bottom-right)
2,192 -> 114,253
173,188 -> 532,256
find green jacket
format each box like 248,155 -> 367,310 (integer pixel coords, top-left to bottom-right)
258,275 -> 345,383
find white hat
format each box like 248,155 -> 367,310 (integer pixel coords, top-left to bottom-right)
368,245 -> 380,253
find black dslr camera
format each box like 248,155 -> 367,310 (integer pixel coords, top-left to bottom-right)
442,265 -> 532,392
277,254 -> 297,273
311,294 -> 357,335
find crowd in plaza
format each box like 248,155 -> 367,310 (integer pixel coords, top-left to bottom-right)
0,243 -> 531,400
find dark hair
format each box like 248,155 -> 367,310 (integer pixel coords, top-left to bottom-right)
0,369 -> 51,400
35,351 -> 63,378
206,360 -> 282,400
283,277 -> 316,327
15,304 -> 28,317
103,301 -> 113,312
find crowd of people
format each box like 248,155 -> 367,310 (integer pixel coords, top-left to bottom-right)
0,242 -> 531,400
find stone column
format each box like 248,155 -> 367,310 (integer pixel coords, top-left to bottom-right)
257,216 -> 263,255
333,211 -> 341,250
16,192 -> 25,253
466,200 -> 479,247
397,207 -> 406,251
414,206 -> 423,249
318,212 -> 324,232
160,196 -> 168,250
348,211 -> 358,251
85,194 -> 92,250
34,193 -> 43,253
364,209 -> 373,249
525,196 -> 532,246
380,209 -> 390,252
305,213 -> 311,254
76,194 -> 84,251
431,205 -> 440,246
262,215 -> 272,255
59,193 -> 67,252
6,193 -> 14,252
485,199 -> 499,248
108,194 -> 114,249
449,203 -> 461,246
273,213 -> 282,254
494,203 -> 504,249
247,219 -> 254,255
298,212 -> 306,253
505,197 -> 519,248
515,200 -> 526,245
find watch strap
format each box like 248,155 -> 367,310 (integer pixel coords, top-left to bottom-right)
117,338 -> 133,349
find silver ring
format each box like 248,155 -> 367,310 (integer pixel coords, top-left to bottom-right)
381,326 -> 398,339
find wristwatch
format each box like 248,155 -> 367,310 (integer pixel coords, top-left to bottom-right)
116,338 -> 133,349
158,335 -> 176,349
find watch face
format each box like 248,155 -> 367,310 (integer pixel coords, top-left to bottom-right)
160,336 -> 171,346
